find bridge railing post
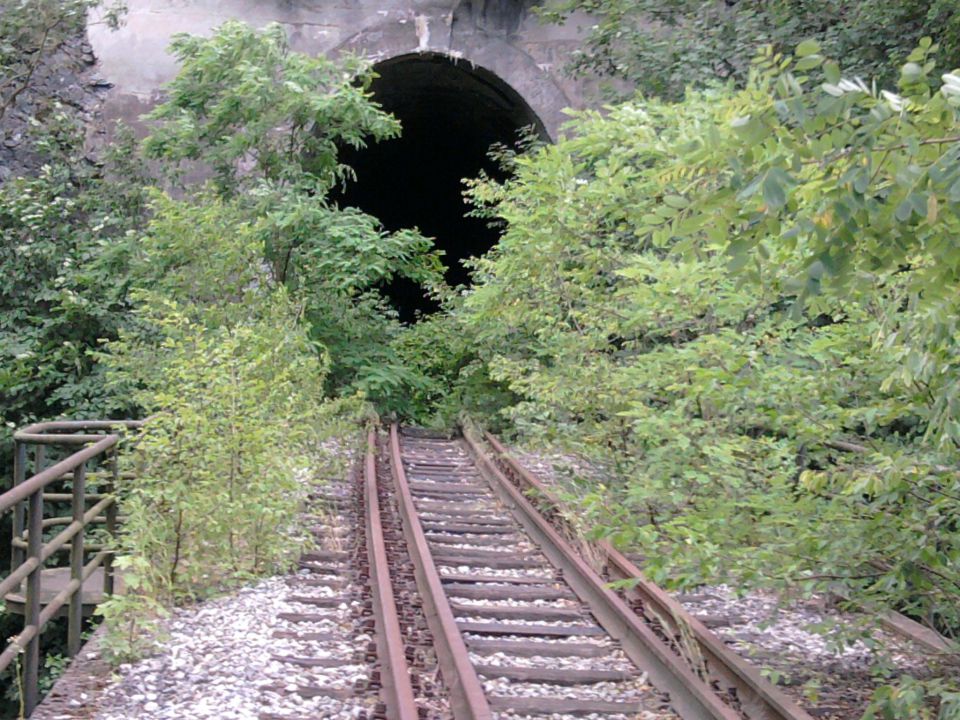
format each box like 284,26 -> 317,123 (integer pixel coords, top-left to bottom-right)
104,446 -> 119,597
11,439 -> 26,570
23,445 -> 45,716
0,420 -> 142,715
67,461 -> 86,658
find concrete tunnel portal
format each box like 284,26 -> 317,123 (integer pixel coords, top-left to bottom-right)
333,52 -> 547,322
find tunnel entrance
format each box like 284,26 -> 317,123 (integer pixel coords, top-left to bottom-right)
333,53 -> 546,322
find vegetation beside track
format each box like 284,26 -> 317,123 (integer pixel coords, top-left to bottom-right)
443,39 -> 960,718
539,0 -> 960,102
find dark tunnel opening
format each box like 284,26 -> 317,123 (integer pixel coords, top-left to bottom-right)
332,53 -> 547,322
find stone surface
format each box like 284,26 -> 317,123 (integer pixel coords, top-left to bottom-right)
29,628 -> 113,720
0,32 -> 111,180
88,0 -> 598,140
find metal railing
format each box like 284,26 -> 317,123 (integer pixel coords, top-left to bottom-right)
1,420 -> 142,716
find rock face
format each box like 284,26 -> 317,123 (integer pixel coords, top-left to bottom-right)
0,33 -> 112,181
87,0 -> 597,140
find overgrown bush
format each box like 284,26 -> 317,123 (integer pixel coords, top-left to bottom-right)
96,302 -> 332,659
0,116 -> 146,450
93,193 -> 363,659
107,303 -> 326,597
141,20 -> 445,396
459,40 -> 960,714
387,310 -> 519,426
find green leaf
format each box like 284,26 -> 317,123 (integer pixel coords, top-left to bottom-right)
795,39 -> 821,58
900,62 -> 924,84
895,199 -> 914,221
762,171 -> 787,210
795,54 -> 823,71
823,61 -> 841,84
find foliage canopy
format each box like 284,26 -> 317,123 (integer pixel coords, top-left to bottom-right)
143,21 -> 445,403
457,40 -> 960,713
541,0 -> 960,101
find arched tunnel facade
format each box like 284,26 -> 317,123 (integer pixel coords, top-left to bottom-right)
87,2 -> 587,320
333,53 -> 548,321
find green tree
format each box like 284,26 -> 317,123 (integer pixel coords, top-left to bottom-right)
0,0 -> 140,449
104,195 -> 330,590
541,0 -> 960,100
0,119 -> 147,444
142,20 -> 445,397
94,193 -> 358,659
143,21 -> 394,197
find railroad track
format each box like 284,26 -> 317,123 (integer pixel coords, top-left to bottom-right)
260,425 -> 815,720
258,432 -> 381,719
16,422 -> 943,719
473,430 -> 815,720
390,427 -> 680,719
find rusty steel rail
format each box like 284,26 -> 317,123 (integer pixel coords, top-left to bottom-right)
478,429 -> 816,720
2,420 -> 142,717
462,428 -> 743,720
363,429 -> 419,720
387,424 -> 492,720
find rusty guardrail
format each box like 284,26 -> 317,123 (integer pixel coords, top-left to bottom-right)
363,429 -> 419,720
1,420 -> 142,717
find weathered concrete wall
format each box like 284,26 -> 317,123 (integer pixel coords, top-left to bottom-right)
88,0 -> 596,140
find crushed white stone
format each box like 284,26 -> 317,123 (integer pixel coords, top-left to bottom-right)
438,564 -> 555,579
485,676 -> 652,700
677,584 -> 935,678
470,650 -> 635,672
93,574 -> 374,720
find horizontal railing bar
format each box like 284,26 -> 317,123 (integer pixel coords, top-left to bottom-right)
0,556 -> 40,600
0,623 -> 39,673
0,496 -> 114,598
15,433 -> 113,445
0,437 -> 116,514
0,552 -> 107,675
12,539 -> 110,552
13,515 -> 122,547
21,515 -> 110,532
44,493 -> 108,502
43,472 -> 134,483
16,420 -> 143,437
